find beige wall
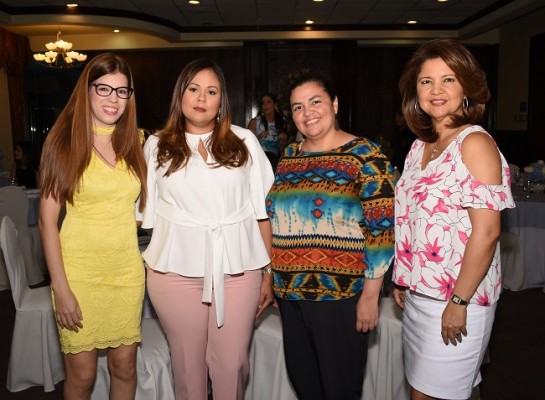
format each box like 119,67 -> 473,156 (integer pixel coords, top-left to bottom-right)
496,7 -> 545,131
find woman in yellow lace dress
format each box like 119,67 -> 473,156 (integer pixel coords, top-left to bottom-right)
39,53 -> 147,400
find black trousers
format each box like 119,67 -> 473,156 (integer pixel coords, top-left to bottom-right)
277,295 -> 368,400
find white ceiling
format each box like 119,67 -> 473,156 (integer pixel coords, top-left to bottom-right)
0,0 -> 544,46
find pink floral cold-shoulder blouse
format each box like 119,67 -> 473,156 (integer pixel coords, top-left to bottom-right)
392,125 -> 515,306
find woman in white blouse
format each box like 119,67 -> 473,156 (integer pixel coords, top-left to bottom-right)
141,58 -> 275,400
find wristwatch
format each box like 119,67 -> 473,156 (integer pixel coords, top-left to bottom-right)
450,294 -> 469,306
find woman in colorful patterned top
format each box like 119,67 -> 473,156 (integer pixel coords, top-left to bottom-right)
266,73 -> 395,399
392,39 -> 515,400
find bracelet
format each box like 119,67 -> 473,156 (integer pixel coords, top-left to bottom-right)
262,267 -> 272,274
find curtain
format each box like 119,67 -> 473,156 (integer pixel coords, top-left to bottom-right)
0,28 -> 32,144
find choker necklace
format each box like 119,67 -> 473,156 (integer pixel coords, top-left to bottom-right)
92,144 -> 117,169
92,125 -> 115,136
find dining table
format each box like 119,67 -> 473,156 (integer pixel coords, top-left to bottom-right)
501,189 -> 545,290
244,296 -> 410,400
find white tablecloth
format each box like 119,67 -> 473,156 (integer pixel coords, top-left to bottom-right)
0,188 -> 46,290
24,188 -> 40,226
245,297 -> 410,400
502,192 -> 545,289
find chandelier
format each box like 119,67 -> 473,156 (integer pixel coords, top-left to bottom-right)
33,31 -> 87,68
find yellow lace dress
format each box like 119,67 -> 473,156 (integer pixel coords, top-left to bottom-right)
55,148 -> 145,354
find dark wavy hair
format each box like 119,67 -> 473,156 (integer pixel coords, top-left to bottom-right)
399,38 -> 490,142
156,58 -> 249,174
256,92 -> 286,133
288,72 -> 337,103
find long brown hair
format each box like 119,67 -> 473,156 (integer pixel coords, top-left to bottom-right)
40,52 -> 147,209
399,38 -> 490,142
156,58 -> 249,175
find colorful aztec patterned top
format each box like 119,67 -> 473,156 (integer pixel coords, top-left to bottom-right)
392,126 -> 515,306
266,137 -> 396,301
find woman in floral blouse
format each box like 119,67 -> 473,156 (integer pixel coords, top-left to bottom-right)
392,38 -> 514,400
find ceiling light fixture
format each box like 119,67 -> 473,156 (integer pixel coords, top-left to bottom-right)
188,0 -> 200,4
407,20 -> 417,24
66,3 -> 78,7
305,20 -> 314,24
33,31 -> 87,68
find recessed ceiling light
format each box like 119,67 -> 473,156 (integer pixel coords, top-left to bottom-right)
66,3 -> 78,7
436,0 -> 448,2
313,0 -> 324,2
189,0 -> 200,4
407,20 -> 417,24
113,29 -> 120,33
305,20 -> 314,24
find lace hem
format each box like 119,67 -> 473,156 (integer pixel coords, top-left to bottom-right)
62,334 -> 142,354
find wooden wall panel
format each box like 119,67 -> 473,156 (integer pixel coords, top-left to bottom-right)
22,43 -> 508,162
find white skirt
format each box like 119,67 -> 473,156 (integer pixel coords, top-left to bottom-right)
402,291 -> 496,399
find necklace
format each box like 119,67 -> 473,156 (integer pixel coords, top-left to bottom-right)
430,147 -> 439,160
92,144 -> 117,169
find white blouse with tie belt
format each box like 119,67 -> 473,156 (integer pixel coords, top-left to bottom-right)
141,125 -> 274,327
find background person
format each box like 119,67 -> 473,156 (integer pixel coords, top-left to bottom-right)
39,53 -> 147,400
141,58 -> 275,400
247,92 -> 287,170
392,38 -> 515,400
266,72 -> 396,400
10,140 -> 38,188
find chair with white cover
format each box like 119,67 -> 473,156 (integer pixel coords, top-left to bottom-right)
0,186 -> 44,286
499,231 -> 526,291
91,318 -> 174,400
0,216 -> 64,392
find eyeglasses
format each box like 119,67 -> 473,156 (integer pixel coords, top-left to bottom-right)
90,83 -> 134,99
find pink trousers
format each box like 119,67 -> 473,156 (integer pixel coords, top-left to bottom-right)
146,268 -> 261,400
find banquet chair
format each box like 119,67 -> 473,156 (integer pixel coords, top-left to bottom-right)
0,216 -> 64,392
499,231 -> 526,291
91,318 -> 174,400
0,185 -> 44,286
